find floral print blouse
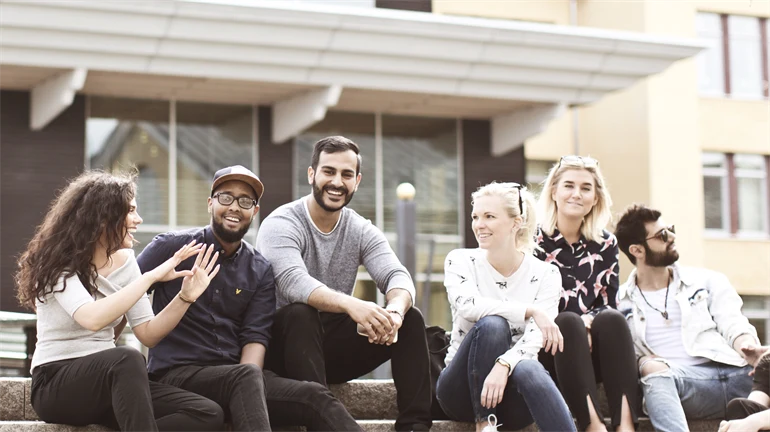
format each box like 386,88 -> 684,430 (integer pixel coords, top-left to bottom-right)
534,226 -> 620,316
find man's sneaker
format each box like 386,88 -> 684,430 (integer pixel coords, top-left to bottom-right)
481,414 -> 502,432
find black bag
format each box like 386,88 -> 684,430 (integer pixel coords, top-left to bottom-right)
426,325 -> 450,420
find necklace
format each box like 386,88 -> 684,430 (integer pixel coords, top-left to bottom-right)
637,271 -> 672,320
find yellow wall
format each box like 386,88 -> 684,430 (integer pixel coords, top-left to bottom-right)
696,1 -> 770,18
700,98 -> 770,154
432,0 -> 571,25
524,112 -> 574,161
704,239 -> 770,295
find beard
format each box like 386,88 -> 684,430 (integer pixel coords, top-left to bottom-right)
212,215 -> 251,243
644,243 -> 679,267
312,177 -> 355,212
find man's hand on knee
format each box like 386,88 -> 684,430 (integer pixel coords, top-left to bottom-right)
639,356 -> 669,377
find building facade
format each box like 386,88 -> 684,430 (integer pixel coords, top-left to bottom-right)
1,0 -> 765,346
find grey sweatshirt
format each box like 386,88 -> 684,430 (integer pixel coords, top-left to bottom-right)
256,197 -> 415,308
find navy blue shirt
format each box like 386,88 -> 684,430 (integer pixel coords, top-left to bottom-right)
137,226 -> 276,375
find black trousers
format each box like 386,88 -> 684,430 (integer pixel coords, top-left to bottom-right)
153,363 -> 361,432
539,310 -> 641,430
726,397 -> 769,429
31,346 -> 224,432
267,303 -> 433,432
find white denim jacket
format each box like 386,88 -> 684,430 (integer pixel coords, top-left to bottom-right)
618,264 -> 758,367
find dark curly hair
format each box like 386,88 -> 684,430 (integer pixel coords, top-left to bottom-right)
16,170 -> 137,310
615,204 -> 661,265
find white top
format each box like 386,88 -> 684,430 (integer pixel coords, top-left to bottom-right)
32,251 -> 154,372
443,249 -> 562,373
640,284 -> 709,367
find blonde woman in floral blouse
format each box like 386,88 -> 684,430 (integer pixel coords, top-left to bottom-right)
534,156 -> 639,432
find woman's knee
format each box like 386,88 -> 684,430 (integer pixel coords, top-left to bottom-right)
110,346 -> 147,373
474,316 -> 510,339
555,312 -> 585,337
511,360 -> 553,391
592,309 -> 630,337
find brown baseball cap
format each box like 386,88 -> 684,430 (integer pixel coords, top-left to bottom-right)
211,165 -> 264,200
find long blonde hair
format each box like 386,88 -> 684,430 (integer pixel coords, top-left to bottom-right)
472,182 -> 537,253
537,158 -> 612,243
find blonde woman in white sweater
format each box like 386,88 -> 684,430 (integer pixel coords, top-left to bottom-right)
436,182 -> 576,432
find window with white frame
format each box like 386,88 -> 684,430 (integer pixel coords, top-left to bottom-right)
734,154 -> 769,233
695,12 -> 769,98
702,152 -> 730,231
702,152 -> 770,236
696,12 -> 726,95
728,15 -> 764,98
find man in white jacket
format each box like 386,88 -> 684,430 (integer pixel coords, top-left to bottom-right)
615,204 -> 763,432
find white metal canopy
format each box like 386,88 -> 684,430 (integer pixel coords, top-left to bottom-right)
0,0 -> 704,148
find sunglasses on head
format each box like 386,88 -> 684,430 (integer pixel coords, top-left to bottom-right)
498,182 -> 524,216
558,155 -> 599,168
645,225 -> 675,243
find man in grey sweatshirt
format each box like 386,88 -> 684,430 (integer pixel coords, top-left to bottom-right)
257,135 -> 432,432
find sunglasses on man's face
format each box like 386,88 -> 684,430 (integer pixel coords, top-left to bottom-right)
645,225 -> 675,243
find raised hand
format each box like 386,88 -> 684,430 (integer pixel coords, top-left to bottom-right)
179,244 -> 221,302
741,344 -> 770,375
151,240 -> 204,283
532,309 -> 564,355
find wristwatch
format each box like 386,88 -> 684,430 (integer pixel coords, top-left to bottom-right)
495,358 -> 511,371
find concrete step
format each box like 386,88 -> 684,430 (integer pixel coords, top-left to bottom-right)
0,378 -> 725,431
0,418 -> 724,431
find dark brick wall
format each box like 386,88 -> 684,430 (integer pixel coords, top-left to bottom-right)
257,106 -> 294,221
0,90 -> 86,313
376,0 -> 431,12
461,119 -> 525,248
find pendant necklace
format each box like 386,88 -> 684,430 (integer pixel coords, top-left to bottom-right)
638,271 -> 672,320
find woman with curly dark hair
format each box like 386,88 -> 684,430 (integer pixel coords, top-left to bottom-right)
16,170 -> 225,432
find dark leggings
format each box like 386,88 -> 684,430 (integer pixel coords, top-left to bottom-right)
726,354 -> 770,429
31,346 -> 224,431
539,310 -> 640,430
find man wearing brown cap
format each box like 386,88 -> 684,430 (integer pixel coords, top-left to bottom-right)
138,165 -> 360,431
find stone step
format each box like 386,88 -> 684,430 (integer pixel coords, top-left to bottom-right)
0,378 -> 725,431
0,418 -> 724,431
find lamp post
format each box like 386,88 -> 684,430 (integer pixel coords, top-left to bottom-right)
396,182 -> 416,281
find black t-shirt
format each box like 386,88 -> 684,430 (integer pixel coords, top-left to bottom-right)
753,354 -> 770,394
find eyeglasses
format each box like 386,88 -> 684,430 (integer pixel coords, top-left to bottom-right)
212,192 -> 257,210
645,225 -> 675,243
499,182 -> 524,216
558,155 -> 599,168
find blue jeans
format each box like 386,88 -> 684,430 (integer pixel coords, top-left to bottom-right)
436,316 -> 576,432
641,360 -> 753,432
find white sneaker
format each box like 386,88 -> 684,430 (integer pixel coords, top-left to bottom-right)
480,414 -> 502,432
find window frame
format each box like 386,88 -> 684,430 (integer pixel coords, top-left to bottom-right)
696,12 -> 770,99
704,152 -> 770,238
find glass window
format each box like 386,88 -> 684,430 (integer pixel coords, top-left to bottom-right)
728,15 -> 764,98
88,97 -> 170,236
293,111 -> 377,223
526,160 -> 556,201
382,115 -> 459,236
696,13 -> 726,96
176,102 -> 254,227
734,154 -> 768,233
702,152 -> 730,231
